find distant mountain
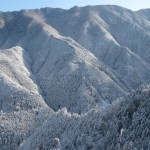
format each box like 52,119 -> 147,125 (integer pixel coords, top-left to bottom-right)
137,8 -> 150,21
0,5 -> 150,150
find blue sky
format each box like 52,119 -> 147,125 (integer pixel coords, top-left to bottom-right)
0,0 -> 150,12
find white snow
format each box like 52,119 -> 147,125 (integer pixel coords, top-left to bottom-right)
0,5 -> 150,150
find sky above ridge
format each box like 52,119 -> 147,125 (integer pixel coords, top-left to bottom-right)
0,0 -> 150,12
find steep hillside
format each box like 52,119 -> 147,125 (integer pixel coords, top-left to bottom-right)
40,5 -> 150,89
0,9 -> 127,113
19,85 -> 150,150
1,5 -> 150,92
0,5 -> 150,150
0,46 -> 53,150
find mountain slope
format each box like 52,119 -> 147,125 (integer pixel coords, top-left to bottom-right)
137,8 -> 150,22
0,46 -> 53,150
19,85 -> 150,150
39,5 -> 150,89
0,5 -> 150,150
0,9 -> 127,113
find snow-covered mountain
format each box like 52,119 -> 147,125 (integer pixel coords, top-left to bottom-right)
0,5 -> 150,150
19,85 -> 150,150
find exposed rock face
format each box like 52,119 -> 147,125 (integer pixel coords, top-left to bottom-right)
0,5 -> 150,149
